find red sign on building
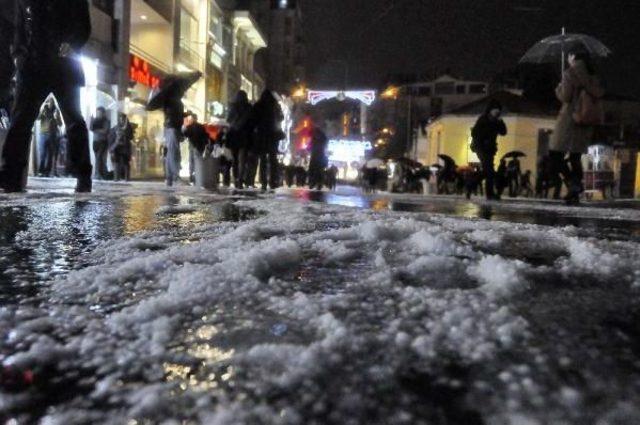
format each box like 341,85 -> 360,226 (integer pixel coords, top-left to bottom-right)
129,55 -> 161,89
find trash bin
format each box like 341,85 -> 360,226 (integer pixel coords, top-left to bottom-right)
194,154 -> 218,190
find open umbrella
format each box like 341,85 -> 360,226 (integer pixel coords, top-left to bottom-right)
520,29 -> 611,72
502,151 -> 526,159
147,71 -> 203,111
438,154 -> 456,168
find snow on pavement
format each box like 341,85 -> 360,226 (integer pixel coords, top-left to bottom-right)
1,182 -> 640,424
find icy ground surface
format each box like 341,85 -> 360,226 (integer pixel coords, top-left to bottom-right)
1,179 -> 640,424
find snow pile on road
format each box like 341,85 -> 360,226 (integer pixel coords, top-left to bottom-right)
1,193 -> 640,424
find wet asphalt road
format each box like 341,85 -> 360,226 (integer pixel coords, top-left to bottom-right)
1,180 -> 640,423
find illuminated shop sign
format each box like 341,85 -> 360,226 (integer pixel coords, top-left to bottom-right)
129,55 -> 161,89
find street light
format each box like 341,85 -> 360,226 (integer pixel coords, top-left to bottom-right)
381,86 -> 399,99
292,85 -> 306,100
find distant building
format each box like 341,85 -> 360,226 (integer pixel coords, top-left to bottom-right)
419,91 -> 640,198
234,0 -> 305,95
419,91 -> 557,183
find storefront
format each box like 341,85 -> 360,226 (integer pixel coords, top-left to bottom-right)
125,54 -> 167,179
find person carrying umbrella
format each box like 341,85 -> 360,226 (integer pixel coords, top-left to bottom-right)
549,50 -> 604,204
147,71 -> 202,187
470,99 -> 507,200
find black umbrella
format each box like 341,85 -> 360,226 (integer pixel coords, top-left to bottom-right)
520,29 -> 611,71
502,151 -> 526,159
147,71 -> 202,111
438,154 -> 456,167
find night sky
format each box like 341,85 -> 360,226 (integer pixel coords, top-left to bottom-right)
300,0 -> 640,96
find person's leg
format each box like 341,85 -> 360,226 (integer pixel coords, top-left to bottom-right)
1,72 -> 48,190
44,132 -> 56,176
258,153 -> 268,190
53,83 -> 91,190
37,133 -> 48,175
568,153 -> 583,187
479,153 -> 495,199
268,151 -> 279,189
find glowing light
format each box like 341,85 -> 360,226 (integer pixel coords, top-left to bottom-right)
327,139 -> 372,163
381,86 -> 399,99
140,15 -> 148,21
292,86 -> 306,98
307,90 -> 376,106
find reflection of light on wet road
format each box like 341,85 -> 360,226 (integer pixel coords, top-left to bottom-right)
283,187 -> 640,240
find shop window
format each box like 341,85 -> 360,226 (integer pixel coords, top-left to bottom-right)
434,82 -> 454,95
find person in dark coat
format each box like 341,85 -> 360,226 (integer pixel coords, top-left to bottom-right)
0,0 -> 14,116
471,99 -> 507,200
108,113 -> 134,181
326,165 -> 338,190
37,98 -> 61,176
495,159 -> 508,198
90,107 -> 111,180
0,0 -> 92,193
308,125 -> 328,190
248,89 -> 284,191
226,90 -> 252,189
506,157 -> 521,197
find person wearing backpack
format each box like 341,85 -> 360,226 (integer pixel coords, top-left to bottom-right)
549,51 -> 604,205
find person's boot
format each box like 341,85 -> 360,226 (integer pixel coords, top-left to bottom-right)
0,168 -> 26,193
75,174 -> 92,193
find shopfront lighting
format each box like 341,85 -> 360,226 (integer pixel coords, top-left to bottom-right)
140,15 -> 148,21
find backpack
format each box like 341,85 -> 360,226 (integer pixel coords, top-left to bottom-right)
573,89 -> 604,126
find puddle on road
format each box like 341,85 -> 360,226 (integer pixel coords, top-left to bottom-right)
284,189 -> 640,241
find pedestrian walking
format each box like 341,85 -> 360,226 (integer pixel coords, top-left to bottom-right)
0,0 -> 93,193
470,99 -> 507,200
495,159 -> 508,198
549,50 -> 604,205
326,165 -> 339,190
37,99 -> 61,177
520,170 -> 533,197
506,157 -> 521,197
248,89 -> 284,192
146,71 -> 202,187
108,113 -> 134,181
308,125 -> 328,190
90,107 -> 111,180
226,90 -> 252,189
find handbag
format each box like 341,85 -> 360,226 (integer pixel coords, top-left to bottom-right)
572,88 -> 604,126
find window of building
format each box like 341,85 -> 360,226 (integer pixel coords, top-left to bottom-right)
469,84 -> 487,94
180,8 -> 200,68
456,85 -> 466,94
417,86 -> 432,97
434,82 -> 454,95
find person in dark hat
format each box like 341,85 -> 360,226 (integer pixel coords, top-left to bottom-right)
471,99 -> 507,200
0,0 -> 92,193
